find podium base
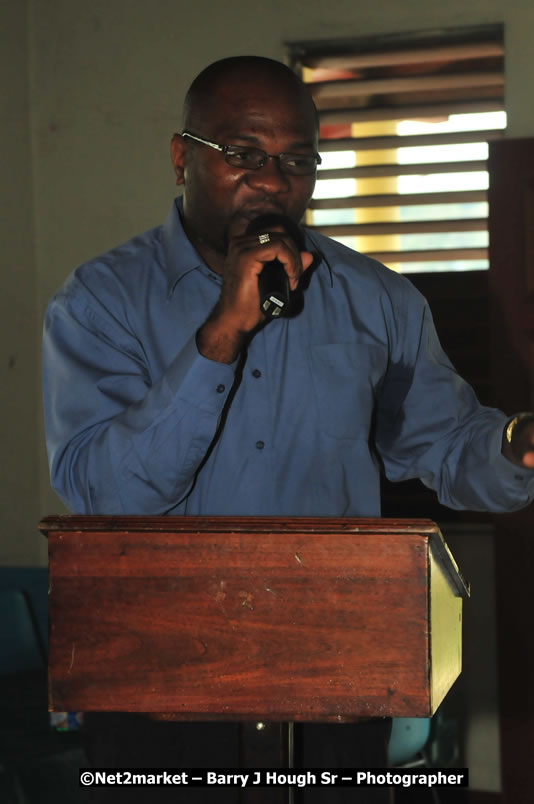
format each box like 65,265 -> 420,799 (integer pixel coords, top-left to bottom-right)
239,722 -> 294,803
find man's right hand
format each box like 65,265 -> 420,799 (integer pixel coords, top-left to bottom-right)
196,230 -> 313,364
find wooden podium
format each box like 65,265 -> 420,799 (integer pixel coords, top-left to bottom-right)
42,516 -> 468,723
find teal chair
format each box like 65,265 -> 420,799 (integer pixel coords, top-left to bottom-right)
388,717 -> 431,767
388,717 -> 440,804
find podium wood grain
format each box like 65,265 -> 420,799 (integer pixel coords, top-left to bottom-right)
41,516 -> 468,719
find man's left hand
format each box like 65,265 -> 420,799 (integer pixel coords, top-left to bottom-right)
502,415 -> 534,468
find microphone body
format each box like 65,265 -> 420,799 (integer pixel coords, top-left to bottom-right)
245,213 -> 305,320
258,259 -> 290,318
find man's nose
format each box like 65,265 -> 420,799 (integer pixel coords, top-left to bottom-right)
246,156 -> 290,193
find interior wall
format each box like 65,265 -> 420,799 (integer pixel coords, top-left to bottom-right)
1,0 -> 40,565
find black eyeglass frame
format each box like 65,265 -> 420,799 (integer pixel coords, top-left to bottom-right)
181,130 -> 321,175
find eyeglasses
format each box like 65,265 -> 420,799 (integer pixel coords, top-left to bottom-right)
181,130 -> 321,176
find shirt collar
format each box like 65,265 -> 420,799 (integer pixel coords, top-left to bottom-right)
162,196 -> 221,296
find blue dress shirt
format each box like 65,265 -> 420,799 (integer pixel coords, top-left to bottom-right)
43,198 -> 534,516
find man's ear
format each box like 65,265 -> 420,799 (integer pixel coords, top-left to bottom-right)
170,133 -> 186,186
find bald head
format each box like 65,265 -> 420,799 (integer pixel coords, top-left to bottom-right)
182,56 -> 318,134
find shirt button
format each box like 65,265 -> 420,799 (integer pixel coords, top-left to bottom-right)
252,369 -> 262,378
256,441 -> 265,450
216,384 -> 225,393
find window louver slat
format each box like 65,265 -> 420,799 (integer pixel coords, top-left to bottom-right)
303,41 -> 503,70
309,190 -> 488,209
314,219 -> 487,237
310,72 -> 504,100
318,130 -> 504,152
365,248 -> 488,263
319,100 -> 503,125
317,161 -> 488,181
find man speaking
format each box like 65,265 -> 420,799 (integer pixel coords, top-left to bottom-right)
43,56 -> 534,802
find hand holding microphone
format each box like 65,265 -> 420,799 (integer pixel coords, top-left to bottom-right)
196,213 -> 312,364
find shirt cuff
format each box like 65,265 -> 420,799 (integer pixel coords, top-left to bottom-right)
489,420 -> 534,497
164,333 -> 237,415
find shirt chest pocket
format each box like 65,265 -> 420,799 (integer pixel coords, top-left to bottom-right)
309,342 -> 387,439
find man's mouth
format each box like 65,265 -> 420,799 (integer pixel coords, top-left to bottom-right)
238,201 -> 286,222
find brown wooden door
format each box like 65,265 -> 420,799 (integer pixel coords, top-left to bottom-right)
488,137 -> 534,804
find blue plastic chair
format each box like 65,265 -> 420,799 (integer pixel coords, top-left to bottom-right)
388,717 -> 431,766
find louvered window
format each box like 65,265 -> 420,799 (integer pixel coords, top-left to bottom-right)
289,26 -> 505,273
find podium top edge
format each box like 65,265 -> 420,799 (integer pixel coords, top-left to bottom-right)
39,515 -> 440,535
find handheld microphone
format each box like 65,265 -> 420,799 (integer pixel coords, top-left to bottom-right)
245,214 -> 304,319
257,259 -> 290,318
